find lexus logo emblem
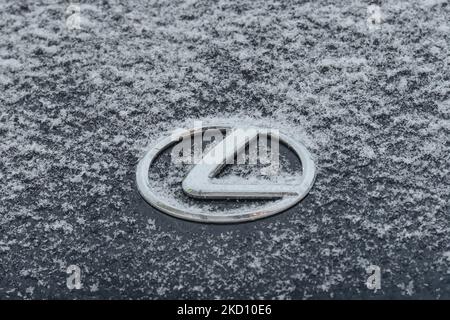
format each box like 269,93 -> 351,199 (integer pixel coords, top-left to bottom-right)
136,124 -> 316,223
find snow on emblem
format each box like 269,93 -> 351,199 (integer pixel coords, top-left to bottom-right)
136,124 -> 316,223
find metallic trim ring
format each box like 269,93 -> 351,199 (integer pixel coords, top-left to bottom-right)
136,125 -> 316,223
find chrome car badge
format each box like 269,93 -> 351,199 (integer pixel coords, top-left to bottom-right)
136,124 -> 316,223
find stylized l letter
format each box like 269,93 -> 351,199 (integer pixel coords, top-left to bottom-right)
182,128 -> 303,199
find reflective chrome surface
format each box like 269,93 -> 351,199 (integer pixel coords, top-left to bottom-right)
136,125 -> 316,223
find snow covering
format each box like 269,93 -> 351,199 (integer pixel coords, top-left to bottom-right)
0,0 -> 449,298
